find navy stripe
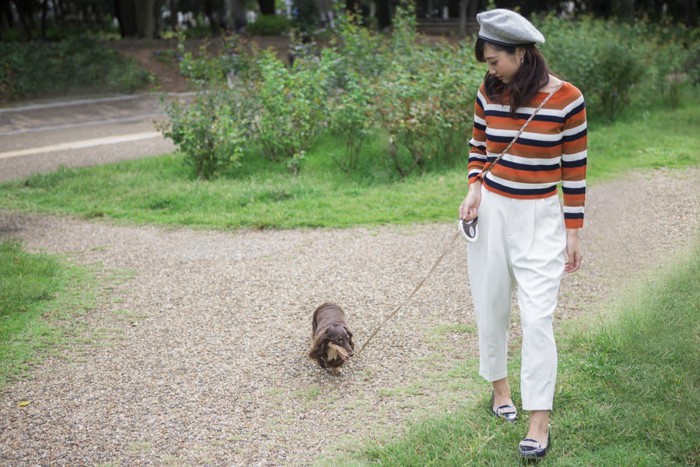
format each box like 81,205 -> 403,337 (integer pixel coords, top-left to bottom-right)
488,157 -> 560,172
468,172 -> 481,179
474,121 -> 486,131
562,186 -> 586,195
564,212 -> 584,219
488,134 -> 562,148
468,156 -> 486,164
475,96 -> 485,111
564,102 -> 585,120
561,158 -> 587,168
484,109 -> 565,124
562,128 -> 587,143
484,176 -> 558,197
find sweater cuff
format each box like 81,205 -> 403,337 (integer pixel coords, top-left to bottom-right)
564,217 -> 584,229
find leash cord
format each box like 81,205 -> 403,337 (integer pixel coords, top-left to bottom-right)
358,230 -> 461,354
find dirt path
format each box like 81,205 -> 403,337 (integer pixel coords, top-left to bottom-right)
0,168 -> 698,466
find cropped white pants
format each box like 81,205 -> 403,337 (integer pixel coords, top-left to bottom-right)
467,187 -> 566,411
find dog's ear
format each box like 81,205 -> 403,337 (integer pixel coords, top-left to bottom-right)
309,330 -> 330,362
345,326 -> 355,348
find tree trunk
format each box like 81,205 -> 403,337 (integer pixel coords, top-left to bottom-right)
682,0 -> 697,27
169,0 -> 178,30
40,0 -> 48,39
448,0 -> 458,18
345,0 -> 359,15
134,0 -> 156,38
115,0 -> 139,37
1,0 -> 14,30
53,0 -> 65,23
613,0 -> 634,22
226,0 -> 247,31
375,0 -> 391,29
466,0 -> 477,19
12,0 -> 33,39
205,0 -> 221,36
258,0 -> 275,15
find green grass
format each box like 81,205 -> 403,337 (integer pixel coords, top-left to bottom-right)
0,101 -> 697,230
586,102 -> 700,182
0,240 -> 95,391
345,244 -> 700,465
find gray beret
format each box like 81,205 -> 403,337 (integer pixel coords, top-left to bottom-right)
476,9 -> 545,46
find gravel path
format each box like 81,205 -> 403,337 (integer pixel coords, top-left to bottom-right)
1,168 -> 698,466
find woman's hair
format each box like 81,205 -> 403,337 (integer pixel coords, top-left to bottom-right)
475,38 -> 552,117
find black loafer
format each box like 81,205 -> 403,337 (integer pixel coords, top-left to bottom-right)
490,392 -> 517,422
519,430 -> 551,459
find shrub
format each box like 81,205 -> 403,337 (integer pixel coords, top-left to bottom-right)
537,15 -> 699,120
251,50 -> 333,172
163,10 -> 696,181
291,0 -> 320,35
370,6 -> 478,176
246,15 -> 291,36
161,87 -> 252,179
330,12 -> 387,81
0,37 -> 149,102
326,68 -> 377,172
537,16 -> 647,121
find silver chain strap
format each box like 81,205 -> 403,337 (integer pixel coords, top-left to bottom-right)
480,81 -> 565,179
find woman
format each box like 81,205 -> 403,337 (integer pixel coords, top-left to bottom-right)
459,8 -> 587,459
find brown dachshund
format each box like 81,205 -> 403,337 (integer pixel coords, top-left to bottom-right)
308,302 -> 355,373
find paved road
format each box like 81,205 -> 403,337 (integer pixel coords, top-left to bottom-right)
0,93 -> 190,182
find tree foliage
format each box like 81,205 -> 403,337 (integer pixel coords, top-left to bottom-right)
1,0 -> 696,42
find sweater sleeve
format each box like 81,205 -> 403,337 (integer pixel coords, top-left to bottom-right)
560,91 -> 587,229
467,88 -> 488,185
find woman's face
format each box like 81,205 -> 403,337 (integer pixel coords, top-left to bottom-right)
483,43 -> 523,84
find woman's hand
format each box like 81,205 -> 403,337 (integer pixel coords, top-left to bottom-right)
565,229 -> 582,273
459,181 -> 482,221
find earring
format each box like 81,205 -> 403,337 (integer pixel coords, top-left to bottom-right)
520,56 -> 524,64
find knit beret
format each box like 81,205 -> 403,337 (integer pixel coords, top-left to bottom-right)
476,9 -> 545,46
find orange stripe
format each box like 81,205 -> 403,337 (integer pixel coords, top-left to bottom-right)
565,219 -> 584,229
562,166 -> 586,180
564,194 -> 585,206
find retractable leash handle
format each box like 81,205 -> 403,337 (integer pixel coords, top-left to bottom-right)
458,218 -> 479,242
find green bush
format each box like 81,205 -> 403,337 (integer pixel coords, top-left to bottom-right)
161,87 -> 252,179
537,15 -> 698,120
163,11 -> 696,180
164,7 -> 483,179
246,14 -> 291,36
370,6 -> 479,175
537,16 -> 646,121
326,68 -> 377,172
252,50 -> 332,172
0,37 -> 149,102
291,0 -> 320,35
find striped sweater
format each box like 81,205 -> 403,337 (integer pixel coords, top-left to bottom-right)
468,82 -> 587,229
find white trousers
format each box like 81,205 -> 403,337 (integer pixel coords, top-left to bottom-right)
467,187 -> 566,410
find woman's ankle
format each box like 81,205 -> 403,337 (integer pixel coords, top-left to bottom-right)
492,378 -> 510,394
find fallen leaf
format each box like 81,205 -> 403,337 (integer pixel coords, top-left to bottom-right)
18,400 -> 31,408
